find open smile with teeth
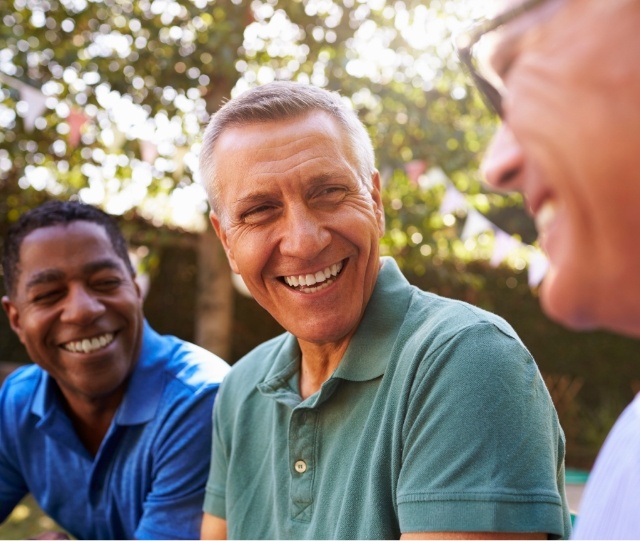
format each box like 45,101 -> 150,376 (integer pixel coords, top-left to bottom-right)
534,199 -> 558,234
61,332 -> 115,354
283,261 -> 344,293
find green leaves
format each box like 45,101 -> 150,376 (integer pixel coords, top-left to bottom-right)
1,0 -> 503,241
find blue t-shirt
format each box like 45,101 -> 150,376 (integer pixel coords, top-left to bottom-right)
0,321 -> 229,540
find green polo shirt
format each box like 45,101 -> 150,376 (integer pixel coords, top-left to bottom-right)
204,257 -> 570,539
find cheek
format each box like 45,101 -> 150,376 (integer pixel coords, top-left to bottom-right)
18,310 -> 48,340
20,319 -> 52,359
228,231 -> 271,274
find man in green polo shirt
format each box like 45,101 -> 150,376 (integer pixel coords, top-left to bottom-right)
197,81 -> 570,540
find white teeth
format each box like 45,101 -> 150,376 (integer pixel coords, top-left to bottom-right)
62,333 -> 115,354
283,261 -> 344,289
535,200 -> 557,233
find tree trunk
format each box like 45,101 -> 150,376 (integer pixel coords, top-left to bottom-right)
195,225 -> 233,361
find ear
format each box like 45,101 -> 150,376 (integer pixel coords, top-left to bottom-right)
370,170 -> 385,237
132,274 -> 145,301
2,295 -> 26,345
210,211 -> 240,274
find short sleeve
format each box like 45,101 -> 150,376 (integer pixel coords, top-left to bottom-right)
0,378 -> 30,522
134,384 -> 219,540
202,381 -> 230,519
397,322 -> 569,538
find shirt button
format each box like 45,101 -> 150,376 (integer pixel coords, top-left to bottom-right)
294,460 -> 307,473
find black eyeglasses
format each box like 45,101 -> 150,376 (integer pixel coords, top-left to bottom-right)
456,0 -> 551,118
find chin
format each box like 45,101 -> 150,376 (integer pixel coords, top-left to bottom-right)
540,272 -> 640,338
543,256 -> 640,338
539,271 -> 598,332
292,321 -> 356,347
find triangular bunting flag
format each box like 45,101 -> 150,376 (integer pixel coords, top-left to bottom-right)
439,184 -> 468,216
67,109 -> 88,148
490,229 -> 522,267
528,249 -> 549,288
19,85 -> 47,132
461,209 -> 494,241
405,160 -> 427,184
419,167 -> 449,190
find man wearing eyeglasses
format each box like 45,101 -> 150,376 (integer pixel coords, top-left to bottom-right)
458,0 -> 640,538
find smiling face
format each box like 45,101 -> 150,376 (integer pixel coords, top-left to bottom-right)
210,111 -> 385,348
2,221 -> 144,408
481,0 -> 640,336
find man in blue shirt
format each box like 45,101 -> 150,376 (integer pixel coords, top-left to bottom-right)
0,200 -> 229,539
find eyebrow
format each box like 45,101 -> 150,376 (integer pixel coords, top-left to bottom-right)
233,174 -> 345,206
234,191 -> 276,207
24,259 -> 126,291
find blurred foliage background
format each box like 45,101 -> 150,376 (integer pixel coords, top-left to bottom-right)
0,0 -> 638,536
0,496 -> 69,540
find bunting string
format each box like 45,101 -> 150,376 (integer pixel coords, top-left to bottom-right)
2,73 -> 547,289
408,164 -> 548,288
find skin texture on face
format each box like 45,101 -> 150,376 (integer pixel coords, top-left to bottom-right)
2,221 -> 144,412
482,0 -> 640,337
210,111 -> 385,362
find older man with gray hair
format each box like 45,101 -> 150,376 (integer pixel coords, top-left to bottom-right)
198,81 -> 570,540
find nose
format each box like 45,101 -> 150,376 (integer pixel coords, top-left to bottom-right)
278,204 -> 331,260
60,284 -> 106,325
481,123 -> 525,192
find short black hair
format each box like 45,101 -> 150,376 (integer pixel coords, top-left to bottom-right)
2,200 -> 134,297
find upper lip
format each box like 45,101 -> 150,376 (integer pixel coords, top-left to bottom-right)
525,186 -> 554,219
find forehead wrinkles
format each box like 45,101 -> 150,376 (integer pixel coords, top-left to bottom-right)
253,139 -> 345,179
224,127 -> 353,189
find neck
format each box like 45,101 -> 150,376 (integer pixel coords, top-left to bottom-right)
59,385 -> 125,456
70,409 -> 115,456
298,334 -> 354,400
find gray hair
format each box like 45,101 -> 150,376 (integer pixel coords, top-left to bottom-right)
199,81 -> 376,217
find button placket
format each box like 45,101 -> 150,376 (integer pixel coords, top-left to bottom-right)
288,408 -> 317,521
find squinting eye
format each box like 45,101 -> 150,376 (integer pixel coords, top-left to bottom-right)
245,205 -> 270,216
94,279 -> 122,290
316,186 -> 347,201
32,290 -> 63,303
242,205 -> 278,224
